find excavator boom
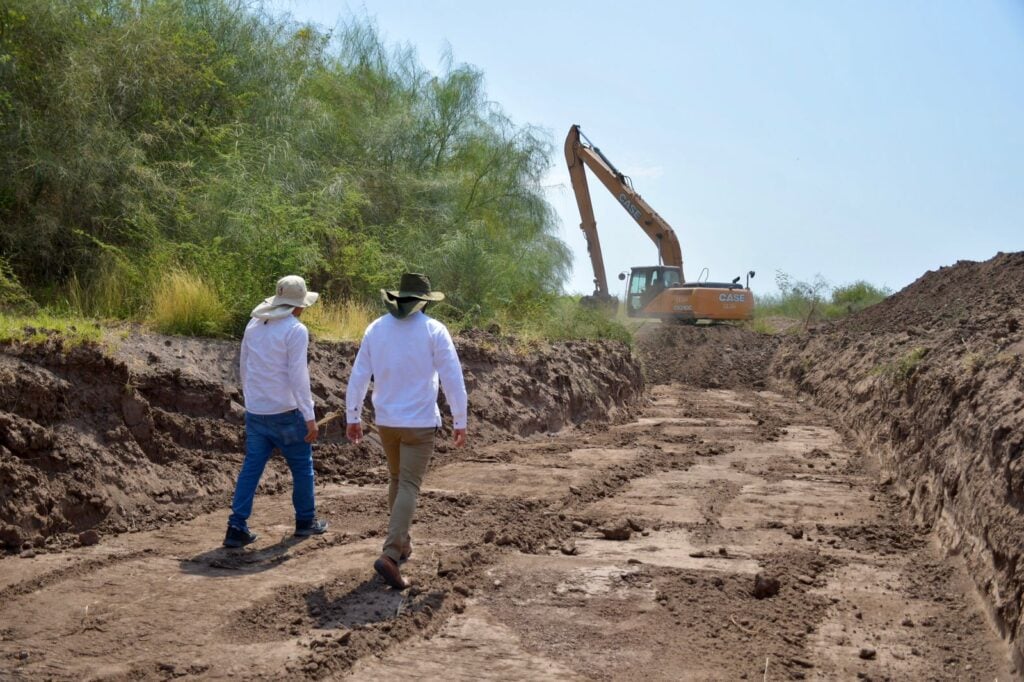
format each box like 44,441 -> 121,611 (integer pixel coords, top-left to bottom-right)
565,124 -> 684,299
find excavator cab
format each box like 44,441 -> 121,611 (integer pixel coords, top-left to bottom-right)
624,266 -> 682,313
621,265 -> 754,321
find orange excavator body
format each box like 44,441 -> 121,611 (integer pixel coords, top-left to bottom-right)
565,124 -> 754,322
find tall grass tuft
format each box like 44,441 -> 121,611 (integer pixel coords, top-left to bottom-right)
304,299 -> 376,341
0,257 -> 37,314
66,256 -> 142,319
151,270 -> 229,337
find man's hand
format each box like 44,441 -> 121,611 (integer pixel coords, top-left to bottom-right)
347,422 -> 363,445
453,428 -> 467,448
305,420 -> 319,444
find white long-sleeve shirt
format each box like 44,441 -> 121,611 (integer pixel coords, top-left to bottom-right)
346,312 -> 468,429
239,316 -> 316,422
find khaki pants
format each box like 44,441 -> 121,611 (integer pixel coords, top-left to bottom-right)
377,426 -> 435,562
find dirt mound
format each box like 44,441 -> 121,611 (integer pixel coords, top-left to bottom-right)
0,329 -> 643,551
839,251 -> 1024,335
773,251 -> 1024,663
635,323 -> 778,388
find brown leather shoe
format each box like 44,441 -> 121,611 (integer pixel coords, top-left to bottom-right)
373,554 -> 411,590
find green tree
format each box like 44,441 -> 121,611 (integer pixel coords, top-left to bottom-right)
0,1 -> 576,335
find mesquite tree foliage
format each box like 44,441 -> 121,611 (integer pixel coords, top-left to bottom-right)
0,1 -> 570,330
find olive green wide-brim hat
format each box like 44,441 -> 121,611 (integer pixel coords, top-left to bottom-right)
381,272 -> 445,319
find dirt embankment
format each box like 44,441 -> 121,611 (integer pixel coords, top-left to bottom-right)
0,330 -> 643,551
634,322 -> 779,389
773,251 -> 1024,663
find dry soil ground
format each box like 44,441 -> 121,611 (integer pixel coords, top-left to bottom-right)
0,381 -> 1013,679
3,252 -> 1024,680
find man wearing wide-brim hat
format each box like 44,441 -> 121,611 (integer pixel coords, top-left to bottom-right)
346,273 -> 468,589
379,273 -> 446,319
224,275 -> 329,548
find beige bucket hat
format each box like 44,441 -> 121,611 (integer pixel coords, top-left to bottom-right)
251,275 -> 319,320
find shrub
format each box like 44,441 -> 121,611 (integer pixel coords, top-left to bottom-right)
756,272 -> 891,330
756,271 -> 831,328
0,257 -> 37,314
828,281 -> 891,317
520,297 -> 632,345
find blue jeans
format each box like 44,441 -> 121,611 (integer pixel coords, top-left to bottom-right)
228,410 -> 315,530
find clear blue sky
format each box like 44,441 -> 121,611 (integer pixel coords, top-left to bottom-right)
270,0 -> 1024,297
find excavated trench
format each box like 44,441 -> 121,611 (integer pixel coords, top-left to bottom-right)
772,251 -> 1024,669
0,253 -> 1021,679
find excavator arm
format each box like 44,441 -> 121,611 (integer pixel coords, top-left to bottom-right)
564,124 -> 684,299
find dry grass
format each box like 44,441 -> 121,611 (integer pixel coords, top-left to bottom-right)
150,270 -> 229,336
66,258 -> 140,319
304,300 -> 377,341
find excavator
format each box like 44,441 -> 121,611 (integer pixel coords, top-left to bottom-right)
565,124 -> 755,322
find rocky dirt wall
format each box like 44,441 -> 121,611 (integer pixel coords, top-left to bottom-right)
772,252 -> 1024,664
0,329 -> 644,551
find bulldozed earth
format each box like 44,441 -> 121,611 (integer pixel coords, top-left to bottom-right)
1,253 -> 1022,680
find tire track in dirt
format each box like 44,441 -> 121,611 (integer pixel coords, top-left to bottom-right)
0,385 -> 1013,679
351,386 -> 1013,681
0,548 -> 154,602
247,437 -> 704,678
0,417 -> 694,679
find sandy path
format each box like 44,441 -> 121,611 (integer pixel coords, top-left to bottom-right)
0,386 -> 1012,680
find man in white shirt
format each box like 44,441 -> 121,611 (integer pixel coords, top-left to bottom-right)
346,273 -> 468,589
225,275 -> 327,548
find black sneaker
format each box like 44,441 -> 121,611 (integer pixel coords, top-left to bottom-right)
223,525 -> 257,548
294,518 -> 328,537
